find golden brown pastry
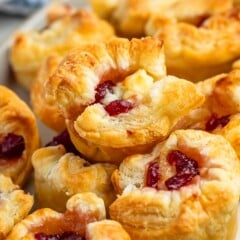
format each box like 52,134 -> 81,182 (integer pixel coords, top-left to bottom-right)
146,9 -> 240,82
47,37 -> 204,164
46,2 -> 75,23
110,129 -> 240,240
0,174 -> 33,239
7,192 -> 131,240
0,85 -> 40,186
175,69 -> 240,158
10,9 -> 115,89
32,140 -> 117,211
89,0 -> 232,37
31,55 -> 65,132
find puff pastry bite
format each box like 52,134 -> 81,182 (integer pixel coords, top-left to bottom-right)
0,85 -> 40,186
89,0 -> 232,37
146,9 -> 240,82
31,55 -> 65,132
32,130 -> 117,211
176,69 -> 240,158
110,129 -> 240,240
47,37 -> 204,164
10,9 -> 115,89
0,174 -> 33,239
7,192 -> 130,240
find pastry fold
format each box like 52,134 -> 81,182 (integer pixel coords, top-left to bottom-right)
32,144 -> 117,211
10,9 -> 115,89
146,9 -> 240,82
47,37 -> 204,163
31,55 -> 65,132
110,129 -> 240,240
89,0 -> 232,37
0,86 -> 40,186
7,192 -> 130,240
176,70 -> 240,158
0,174 -> 33,239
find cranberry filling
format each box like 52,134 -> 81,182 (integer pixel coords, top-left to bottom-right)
146,161 -> 160,190
45,129 -> 79,155
94,80 -> 115,103
34,231 -> 85,240
165,150 -> 199,190
205,114 -> 230,131
104,100 -> 133,116
0,133 -> 25,159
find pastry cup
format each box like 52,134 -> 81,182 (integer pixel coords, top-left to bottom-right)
47,37 -> 204,163
0,174 -> 33,239
32,144 -> 117,212
175,69 -> 240,158
89,0 -> 232,37
31,55 -> 65,132
0,86 -> 40,186
146,9 -> 240,82
10,9 -> 115,89
110,129 -> 240,240
7,192 -> 130,240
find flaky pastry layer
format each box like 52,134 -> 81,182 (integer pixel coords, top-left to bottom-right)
110,129 -> 240,240
7,192 -> 130,240
32,145 -> 117,211
0,86 -> 40,186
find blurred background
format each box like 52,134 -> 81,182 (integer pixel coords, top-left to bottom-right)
0,0 -> 48,42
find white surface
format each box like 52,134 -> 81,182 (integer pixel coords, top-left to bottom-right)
0,1 -> 239,239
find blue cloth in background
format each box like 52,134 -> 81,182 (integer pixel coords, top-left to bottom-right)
0,0 -> 47,16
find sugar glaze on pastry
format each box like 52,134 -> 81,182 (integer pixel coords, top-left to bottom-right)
110,129 -> 240,240
47,37 -> 204,163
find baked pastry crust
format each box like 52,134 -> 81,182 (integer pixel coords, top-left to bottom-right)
7,192 -> 130,240
0,174 -> 33,239
31,55 -> 65,132
10,9 -> 115,89
110,129 -> 240,240
0,85 -> 40,186
89,0 -> 232,37
32,144 -> 117,211
47,37 -> 204,163
175,69 -> 240,158
146,9 -> 240,82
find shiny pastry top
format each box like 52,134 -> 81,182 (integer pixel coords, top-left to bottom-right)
47,37 -> 204,150
7,192 -> 130,240
110,129 -> 240,240
0,85 -> 40,186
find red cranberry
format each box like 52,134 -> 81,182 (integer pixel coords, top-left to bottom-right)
45,129 -> 79,155
0,133 -> 25,159
205,114 -> 230,131
104,100 -> 133,116
146,161 -> 160,190
34,232 -> 85,240
94,80 -> 115,103
165,150 -> 199,190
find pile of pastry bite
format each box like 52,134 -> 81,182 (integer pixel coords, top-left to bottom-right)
1,0 -> 240,239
